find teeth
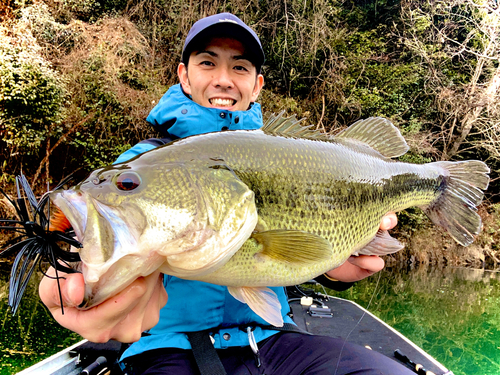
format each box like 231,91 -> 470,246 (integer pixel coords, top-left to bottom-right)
211,98 -> 234,107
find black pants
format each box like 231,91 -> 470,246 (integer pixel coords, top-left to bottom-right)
122,332 -> 416,375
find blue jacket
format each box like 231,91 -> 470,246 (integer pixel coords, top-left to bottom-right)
120,84 -> 294,361
115,84 -> 265,163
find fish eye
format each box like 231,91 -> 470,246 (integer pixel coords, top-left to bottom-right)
115,172 -> 141,191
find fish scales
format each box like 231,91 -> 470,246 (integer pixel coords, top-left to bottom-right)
167,132 -> 442,286
157,131 -> 437,245
46,116 -> 489,326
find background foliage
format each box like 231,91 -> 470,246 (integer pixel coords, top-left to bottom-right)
1,0 -> 499,260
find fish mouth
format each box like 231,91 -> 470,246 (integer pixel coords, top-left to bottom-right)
49,189 -> 87,244
49,189 -> 142,260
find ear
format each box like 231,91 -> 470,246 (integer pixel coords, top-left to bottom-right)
251,74 -> 264,102
178,63 -> 192,96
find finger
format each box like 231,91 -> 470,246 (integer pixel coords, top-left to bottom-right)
75,280 -> 147,343
347,255 -> 385,273
39,268 -> 85,309
61,273 -> 85,307
153,274 -> 168,313
133,273 -> 167,335
380,212 -> 397,230
108,272 -> 166,342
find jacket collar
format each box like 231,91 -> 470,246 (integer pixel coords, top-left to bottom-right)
146,84 -> 263,139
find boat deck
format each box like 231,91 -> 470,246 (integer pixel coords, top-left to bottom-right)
288,293 -> 452,375
18,287 -> 453,375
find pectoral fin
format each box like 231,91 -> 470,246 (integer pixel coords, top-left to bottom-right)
356,230 -> 404,256
228,286 -> 284,327
252,229 -> 332,265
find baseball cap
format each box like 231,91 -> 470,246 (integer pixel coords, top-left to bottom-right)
182,13 -> 265,72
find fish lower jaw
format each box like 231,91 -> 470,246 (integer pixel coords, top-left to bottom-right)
80,262 -> 106,284
81,252 -> 167,309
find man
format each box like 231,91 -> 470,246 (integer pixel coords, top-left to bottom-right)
40,13 -> 412,374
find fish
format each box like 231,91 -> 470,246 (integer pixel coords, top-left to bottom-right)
1,114 -> 490,326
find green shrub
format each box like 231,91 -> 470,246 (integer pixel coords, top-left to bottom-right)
54,0 -> 129,22
0,27 -> 67,156
54,17 -> 164,170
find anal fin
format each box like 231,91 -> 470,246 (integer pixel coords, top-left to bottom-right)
356,230 -> 404,256
228,286 -> 284,327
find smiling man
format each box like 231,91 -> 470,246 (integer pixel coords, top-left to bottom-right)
179,38 -> 263,111
40,13 -> 413,375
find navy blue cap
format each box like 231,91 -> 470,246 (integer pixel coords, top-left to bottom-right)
182,13 -> 265,72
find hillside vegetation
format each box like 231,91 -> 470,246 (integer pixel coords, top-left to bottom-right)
1,0 -> 499,265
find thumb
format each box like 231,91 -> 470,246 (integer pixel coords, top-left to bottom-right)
40,268 -> 85,309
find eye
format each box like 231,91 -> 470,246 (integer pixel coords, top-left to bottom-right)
116,172 -> 141,191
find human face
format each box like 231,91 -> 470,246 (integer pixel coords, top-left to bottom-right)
178,37 -> 264,112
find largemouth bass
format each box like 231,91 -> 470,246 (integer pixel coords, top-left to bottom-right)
49,115 -> 489,326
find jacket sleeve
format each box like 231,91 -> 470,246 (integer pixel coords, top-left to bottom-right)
314,274 -> 355,292
114,142 -> 158,164
114,136 -> 179,164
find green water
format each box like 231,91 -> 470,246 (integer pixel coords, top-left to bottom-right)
0,263 -> 81,374
333,266 -> 500,375
1,264 -> 499,375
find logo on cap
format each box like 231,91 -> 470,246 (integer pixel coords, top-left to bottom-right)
218,18 -> 238,24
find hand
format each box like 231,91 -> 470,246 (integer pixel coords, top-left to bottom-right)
325,212 -> 397,283
39,268 -> 168,343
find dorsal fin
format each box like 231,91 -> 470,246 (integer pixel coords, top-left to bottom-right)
262,112 -> 409,158
335,117 -> 409,158
262,111 -> 330,140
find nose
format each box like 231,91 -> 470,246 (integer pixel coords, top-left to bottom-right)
213,67 -> 233,89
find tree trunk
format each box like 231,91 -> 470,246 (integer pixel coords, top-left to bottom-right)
448,65 -> 500,158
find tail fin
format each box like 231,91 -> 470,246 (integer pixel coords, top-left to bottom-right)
423,160 -> 489,246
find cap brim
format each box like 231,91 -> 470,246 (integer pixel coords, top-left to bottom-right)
182,23 -> 264,70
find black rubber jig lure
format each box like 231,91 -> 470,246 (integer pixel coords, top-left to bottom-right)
0,174 -> 82,315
